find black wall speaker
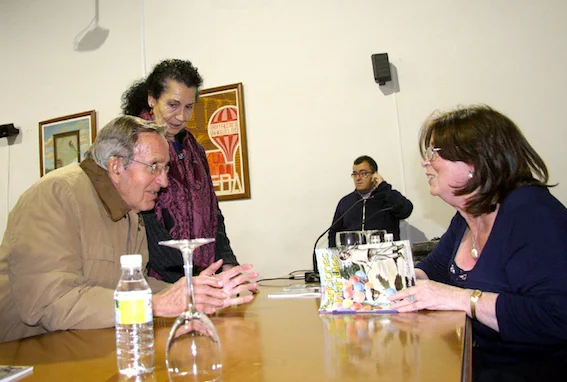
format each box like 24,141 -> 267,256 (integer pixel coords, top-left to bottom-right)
0,123 -> 19,139
371,53 -> 391,85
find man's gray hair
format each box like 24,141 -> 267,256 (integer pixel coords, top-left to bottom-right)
86,115 -> 166,170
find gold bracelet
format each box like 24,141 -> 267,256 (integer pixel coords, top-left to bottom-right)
470,289 -> 483,320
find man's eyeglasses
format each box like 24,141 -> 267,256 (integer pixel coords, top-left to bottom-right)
351,170 -> 372,178
129,158 -> 170,176
424,146 -> 442,161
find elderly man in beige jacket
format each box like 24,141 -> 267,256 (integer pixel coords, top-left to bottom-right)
0,116 -> 257,343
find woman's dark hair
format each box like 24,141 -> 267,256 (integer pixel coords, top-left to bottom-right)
121,59 -> 204,116
419,104 -> 549,216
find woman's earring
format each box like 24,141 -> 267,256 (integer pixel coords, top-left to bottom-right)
468,170 -> 474,179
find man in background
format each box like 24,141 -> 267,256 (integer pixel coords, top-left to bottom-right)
328,155 -> 413,247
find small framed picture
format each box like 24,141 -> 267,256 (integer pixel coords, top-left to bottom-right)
39,110 -> 97,176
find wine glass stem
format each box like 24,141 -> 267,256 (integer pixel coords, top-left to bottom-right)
183,249 -> 195,312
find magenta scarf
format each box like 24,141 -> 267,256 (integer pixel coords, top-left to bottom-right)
153,130 -> 218,272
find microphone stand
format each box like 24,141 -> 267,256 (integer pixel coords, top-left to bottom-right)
305,196 -> 375,283
360,205 -> 397,228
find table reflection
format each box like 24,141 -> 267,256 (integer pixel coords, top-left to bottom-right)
0,328 -> 116,365
320,311 -> 465,380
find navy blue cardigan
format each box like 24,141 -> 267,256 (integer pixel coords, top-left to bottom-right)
417,185 -> 567,369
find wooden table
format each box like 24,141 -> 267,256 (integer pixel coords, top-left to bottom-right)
0,282 -> 471,381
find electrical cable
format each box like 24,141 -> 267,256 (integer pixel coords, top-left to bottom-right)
6,140 -> 10,213
140,0 -> 147,75
257,274 -> 307,287
288,269 -> 311,277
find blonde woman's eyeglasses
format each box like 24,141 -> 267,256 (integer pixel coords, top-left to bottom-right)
425,146 -> 442,161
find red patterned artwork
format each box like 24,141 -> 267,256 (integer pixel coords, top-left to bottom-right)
186,83 -> 250,201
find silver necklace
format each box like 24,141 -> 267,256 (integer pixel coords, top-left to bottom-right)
471,234 -> 479,259
471,218 -> 480,260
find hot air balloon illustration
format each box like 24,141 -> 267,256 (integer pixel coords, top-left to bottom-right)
207,105 -> 244,195
208,105 -> 240,170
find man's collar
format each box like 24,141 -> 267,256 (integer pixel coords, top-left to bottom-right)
357,185 -> 378,199
80,158 -> 131,222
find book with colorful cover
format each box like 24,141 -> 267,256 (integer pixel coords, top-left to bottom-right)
316,240 -> 416,313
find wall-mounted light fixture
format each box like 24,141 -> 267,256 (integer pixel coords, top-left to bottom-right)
73,0 -> 109,52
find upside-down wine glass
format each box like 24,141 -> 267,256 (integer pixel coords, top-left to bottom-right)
159,239 -> 222,382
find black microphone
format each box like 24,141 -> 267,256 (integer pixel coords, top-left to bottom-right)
306,196 -> 376,283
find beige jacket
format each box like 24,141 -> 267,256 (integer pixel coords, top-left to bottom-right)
0,160 -> 167,343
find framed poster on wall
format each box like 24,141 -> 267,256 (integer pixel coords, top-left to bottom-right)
39,110 -> 97,177
186,83 -> 251,201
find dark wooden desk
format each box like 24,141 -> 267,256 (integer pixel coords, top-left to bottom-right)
0,283 -> 471,381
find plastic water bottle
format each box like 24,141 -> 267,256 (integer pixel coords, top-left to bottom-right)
114,254 -> 155,377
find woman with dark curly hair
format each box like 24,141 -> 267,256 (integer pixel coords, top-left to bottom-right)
122,59 -> 245,284
389,105 -> 567,381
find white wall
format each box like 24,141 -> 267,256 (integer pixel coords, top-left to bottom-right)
1,0 -> 566,279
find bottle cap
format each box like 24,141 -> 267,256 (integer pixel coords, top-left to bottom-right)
120,254 -> 142,268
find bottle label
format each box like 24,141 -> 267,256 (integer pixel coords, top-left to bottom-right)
114,291 -> 153,325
